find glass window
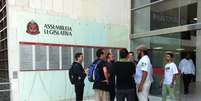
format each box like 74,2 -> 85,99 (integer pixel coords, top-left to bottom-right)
62,47 -> 72,70
84,48 -> 92,68
131,31 -> 197,97
111,49 -> 118,61
73,47 -> 82,55
35,46 -> 47,70
131,0 -> 198,34
49,46 -> 60,70
20,45 -> 33,70
93,48 -> 99,61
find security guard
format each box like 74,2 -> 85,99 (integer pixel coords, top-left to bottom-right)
135,45 -> 153,101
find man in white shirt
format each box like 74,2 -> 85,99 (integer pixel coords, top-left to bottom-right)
135,45 -> 153,101
161,52 -> 178,101
179,53 -> 195,94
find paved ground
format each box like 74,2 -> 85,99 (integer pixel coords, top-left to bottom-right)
83,96 -> 161,101
81,82 -> 201,101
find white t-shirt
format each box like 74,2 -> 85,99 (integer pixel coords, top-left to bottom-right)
135,55 -> 153,84
179,58 -> 195,75
163,62 -> 178,85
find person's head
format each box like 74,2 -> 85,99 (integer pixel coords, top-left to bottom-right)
75,52 -> 84,63
120,49 -> 129,59
165,52 -> 174,63
136,44 -> 148,60
186,52 -> 191,60
128,52 -> 134,61
96,48 -> 106,60
106,52 -> 114,62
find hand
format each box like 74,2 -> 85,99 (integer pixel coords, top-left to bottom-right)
170,82 -> 175,88
102,80 -> 109,85
138,84 -> 144,92
84,68 -> 88,74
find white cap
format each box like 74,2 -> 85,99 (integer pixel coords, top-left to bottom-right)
135,44 -> 147,50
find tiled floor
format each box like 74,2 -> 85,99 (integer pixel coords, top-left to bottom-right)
180,82 -> 201,101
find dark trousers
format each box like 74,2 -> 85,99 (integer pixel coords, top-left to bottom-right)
183,74 -> 193,94
109,84 -> 115,101
116,88 -> 137,101
75,85 -> 84,101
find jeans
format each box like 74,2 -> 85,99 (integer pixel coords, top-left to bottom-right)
162,84 -> 176,101
116,88 -> 137,101
94,89 -> 110,101
75,85 -> 84,101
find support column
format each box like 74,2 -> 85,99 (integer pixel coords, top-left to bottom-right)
196,0 -> 201,82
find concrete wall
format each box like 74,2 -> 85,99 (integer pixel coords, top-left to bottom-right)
7,0 -> 130,101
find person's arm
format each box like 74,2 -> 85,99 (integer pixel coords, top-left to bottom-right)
75,64 -> 86,80
160,78 -> 163,88
103,66 -> 109,84
171,64 -> 179,87
178,61 -> 182,73
138,61 -> 148,92
191,60 -> 195,75
170,74 -> 177,88
138,71 -> 148,92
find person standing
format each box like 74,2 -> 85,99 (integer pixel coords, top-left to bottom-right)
179,53 -> 195,94
106,52 -> 116,101
135,45 -> 153,101
112,49 -> 137,101
70,53 -> 86,101
93,48 -> 110,101
128,52 -> 138,65
161,52 -> 178,101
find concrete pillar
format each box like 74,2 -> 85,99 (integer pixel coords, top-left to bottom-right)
196,0 -> 201,82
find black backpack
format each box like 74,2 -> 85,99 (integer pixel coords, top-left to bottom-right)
69,65 -> 76,84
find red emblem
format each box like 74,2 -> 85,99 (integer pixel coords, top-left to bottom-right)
26,20 -> 40,35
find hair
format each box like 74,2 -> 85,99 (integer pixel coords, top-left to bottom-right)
75,52 -> 83,61
143,50 -> 148,55
106,52 -> 112,59
120,49 -> 129,59
129,52 -> 134,55
96,48 -> 105,58
165,52 -> 174,58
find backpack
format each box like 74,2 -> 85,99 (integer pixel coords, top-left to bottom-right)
69,64 -> 76,84
88,60 -> 102,82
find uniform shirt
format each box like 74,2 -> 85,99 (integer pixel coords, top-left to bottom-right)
135,55 -> 153,84
163,62 -> 178,85
179,58 -> 195,75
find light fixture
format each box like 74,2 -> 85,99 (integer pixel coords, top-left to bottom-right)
153,47 -> 163,50
176,48 -> 184,51
175,52 -> 180,54
193,18 -> 198,21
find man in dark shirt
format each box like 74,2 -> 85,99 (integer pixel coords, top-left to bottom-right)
112,49 -> 137,101
93,48 -> 110,101
71,53 -> 86,101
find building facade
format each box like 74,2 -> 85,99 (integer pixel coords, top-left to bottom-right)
131,0 -> 201,99
1,0 -> 201,101
5,0 -> 130,101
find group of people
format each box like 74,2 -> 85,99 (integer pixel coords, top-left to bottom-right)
69,45 -> 195,101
